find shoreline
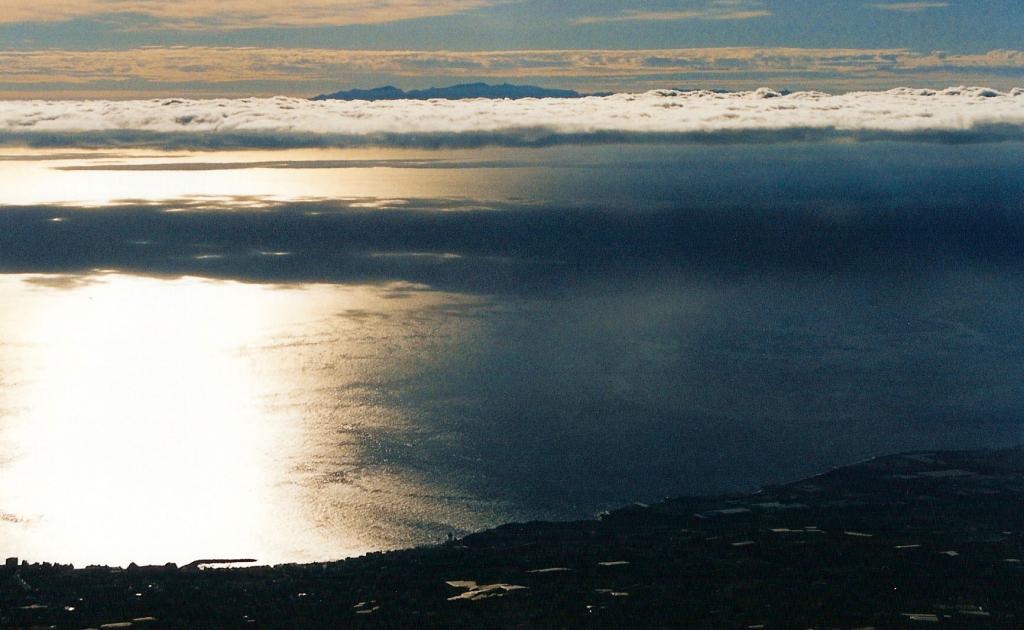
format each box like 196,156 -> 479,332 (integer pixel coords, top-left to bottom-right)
4,445 -> 1024,627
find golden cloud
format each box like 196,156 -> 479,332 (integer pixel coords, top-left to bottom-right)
574,1 -> 771,24
0,47 -> 1020,96
865,2 -> 949,12
0,0 -> 497,28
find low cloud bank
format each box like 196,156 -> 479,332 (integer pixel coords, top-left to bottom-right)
1,87 -> 1022,148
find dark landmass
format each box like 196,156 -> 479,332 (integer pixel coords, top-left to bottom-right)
311,83 -> 598,101
4,446 -> 1024,628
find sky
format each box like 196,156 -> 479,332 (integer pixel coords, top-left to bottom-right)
0,0 -> 1021,97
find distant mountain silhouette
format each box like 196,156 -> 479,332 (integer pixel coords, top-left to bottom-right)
312,82 -> 597,101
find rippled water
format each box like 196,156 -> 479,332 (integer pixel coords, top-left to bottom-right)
1,143 -> 1022,566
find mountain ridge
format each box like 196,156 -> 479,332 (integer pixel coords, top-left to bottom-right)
311,82 -> 604,101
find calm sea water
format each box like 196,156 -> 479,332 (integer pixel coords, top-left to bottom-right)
1,142 -> 1022,566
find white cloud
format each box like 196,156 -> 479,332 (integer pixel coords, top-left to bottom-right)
0,87 -> 1021,148
865,2 -> 949,12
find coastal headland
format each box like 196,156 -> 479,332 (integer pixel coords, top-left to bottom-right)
3,446 -> 1023,628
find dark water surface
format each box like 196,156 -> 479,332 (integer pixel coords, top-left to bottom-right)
0,142 -> 1022,566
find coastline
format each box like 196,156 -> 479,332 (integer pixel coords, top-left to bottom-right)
3,445 -> 1024,628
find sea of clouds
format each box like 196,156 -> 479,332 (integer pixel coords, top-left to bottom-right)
1,87 -> 1023,148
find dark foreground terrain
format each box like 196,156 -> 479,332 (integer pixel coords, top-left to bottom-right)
3,447 -> 1024,628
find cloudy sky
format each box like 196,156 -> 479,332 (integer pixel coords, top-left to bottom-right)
0,1 -> 1021,97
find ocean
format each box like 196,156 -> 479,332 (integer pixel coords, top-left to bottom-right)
1,90 -> 1023,566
